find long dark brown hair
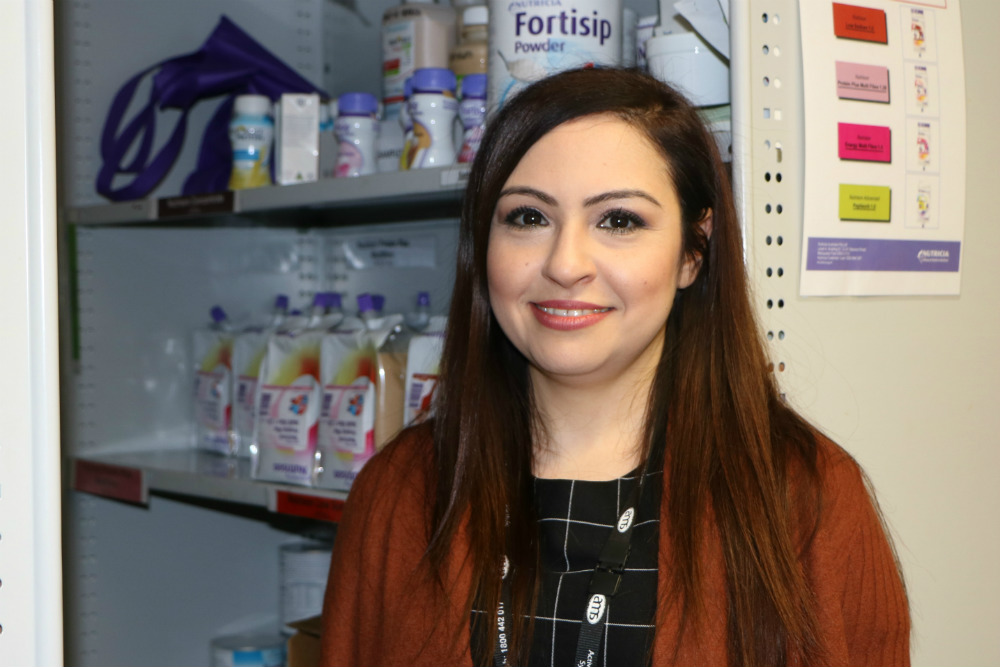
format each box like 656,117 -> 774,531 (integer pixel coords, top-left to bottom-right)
428,67 -> 823,666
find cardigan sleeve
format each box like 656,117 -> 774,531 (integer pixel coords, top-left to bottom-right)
318,425 -> 474,667
318,431 -> 421,667
807,442 -> 911,667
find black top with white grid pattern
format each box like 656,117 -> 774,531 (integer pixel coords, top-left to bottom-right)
472,470 -> 661,667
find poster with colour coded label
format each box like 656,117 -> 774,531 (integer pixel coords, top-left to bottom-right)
799,1 -> 965,296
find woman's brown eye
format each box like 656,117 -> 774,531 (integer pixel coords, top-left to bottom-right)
504,206 -> 546,227
599,210 -> 645,233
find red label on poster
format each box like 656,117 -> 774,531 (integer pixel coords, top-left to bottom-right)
275,490 -> 345,523
74,459 -> 146,504
833,3 -> 888,43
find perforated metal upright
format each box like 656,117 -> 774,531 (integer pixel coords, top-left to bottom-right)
732,0 -> 806,400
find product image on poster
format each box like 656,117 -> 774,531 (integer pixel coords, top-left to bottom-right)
902,7 -> 937,60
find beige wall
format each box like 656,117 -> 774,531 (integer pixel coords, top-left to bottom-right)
790,3 -> 1000,665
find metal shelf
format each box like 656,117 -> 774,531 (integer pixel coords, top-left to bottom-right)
72,449 -> 348,522
64,165 -> 470,225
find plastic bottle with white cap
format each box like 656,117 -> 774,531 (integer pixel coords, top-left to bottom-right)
229,94 -> 274,189
449,5 -> 489,92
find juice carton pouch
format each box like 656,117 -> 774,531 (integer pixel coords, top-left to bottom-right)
404,315 -> 447,425
252,330 -> 323,486
232,296 -> 288,457
318,314 -> 406,491
232,329 -> 272,457
193,307 -> 235,455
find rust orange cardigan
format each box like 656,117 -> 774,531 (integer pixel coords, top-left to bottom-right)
320,427 -> 909,666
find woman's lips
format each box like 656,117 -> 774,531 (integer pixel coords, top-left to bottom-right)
531,301 -> 613,331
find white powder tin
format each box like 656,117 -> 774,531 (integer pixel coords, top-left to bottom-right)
487,0 -> 623,113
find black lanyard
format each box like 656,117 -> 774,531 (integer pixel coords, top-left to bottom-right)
493,480 -> 643,667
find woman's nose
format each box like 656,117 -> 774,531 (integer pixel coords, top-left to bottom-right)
541,223 -> 595,288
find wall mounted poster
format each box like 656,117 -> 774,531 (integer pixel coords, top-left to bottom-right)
799,1 -> 965,296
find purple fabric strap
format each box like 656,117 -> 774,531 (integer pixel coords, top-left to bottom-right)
96,15 -> 327,201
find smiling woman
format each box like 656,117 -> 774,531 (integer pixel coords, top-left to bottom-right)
319,68 -> 909,667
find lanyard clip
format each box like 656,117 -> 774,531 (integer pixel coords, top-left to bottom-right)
590,562 -> 624,597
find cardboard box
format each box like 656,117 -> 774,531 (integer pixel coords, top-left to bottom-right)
286,615 -> 323,667
276,93 -> 321,185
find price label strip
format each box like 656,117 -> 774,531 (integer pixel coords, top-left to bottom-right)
73,459 -> 149,505
268,488 -> 346,523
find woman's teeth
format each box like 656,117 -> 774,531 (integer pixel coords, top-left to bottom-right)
537,306 -> 612,317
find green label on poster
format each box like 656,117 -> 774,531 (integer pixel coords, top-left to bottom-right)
839,184 -> 892,221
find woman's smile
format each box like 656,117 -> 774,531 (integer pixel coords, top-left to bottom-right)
531,300 -> 615,330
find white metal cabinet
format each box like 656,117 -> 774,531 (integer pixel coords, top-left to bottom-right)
0,2 -> 61,666
54,1 -> 1000,666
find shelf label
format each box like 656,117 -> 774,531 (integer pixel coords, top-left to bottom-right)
440,166 -> 471,187
273,490 -> 345,523
74,459 -> 148,505
341,235 -> 436,269
157,191 -> 235,219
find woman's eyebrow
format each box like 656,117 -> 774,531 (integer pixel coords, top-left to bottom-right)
497,186 -> 557,206
584,189 -> 661,208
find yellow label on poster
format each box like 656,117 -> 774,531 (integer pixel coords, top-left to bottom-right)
838,184 -> 892,221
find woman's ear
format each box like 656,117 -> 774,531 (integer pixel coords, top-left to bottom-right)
678,209 -> 713,289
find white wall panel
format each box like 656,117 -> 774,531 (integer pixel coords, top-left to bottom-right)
0,1 -> 62,665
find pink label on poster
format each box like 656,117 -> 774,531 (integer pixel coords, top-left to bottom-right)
836,61 -> 890,103
838,123 -> 892,162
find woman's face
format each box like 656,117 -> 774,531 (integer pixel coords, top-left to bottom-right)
487,114 -> 702,388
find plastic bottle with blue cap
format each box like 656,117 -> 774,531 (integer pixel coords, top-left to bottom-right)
408,67 -> 459,169
334,92 -> 380,177
458,73 -> 487,164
